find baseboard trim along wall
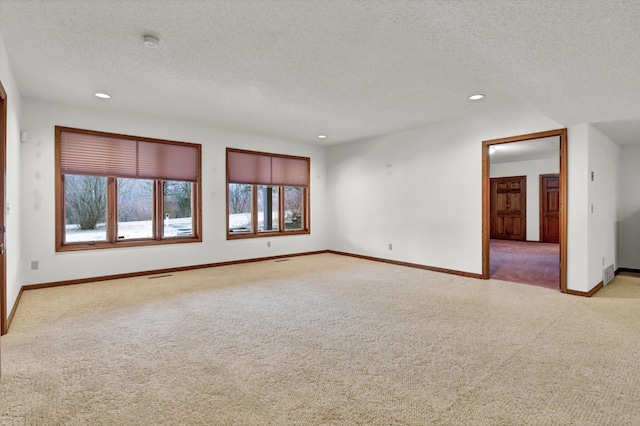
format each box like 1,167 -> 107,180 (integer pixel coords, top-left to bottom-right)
6,286 -> 24,331
22,250 -> 331,291
616,267 -> 640,275
327,250 -> 483,279
565,281 -> 603,297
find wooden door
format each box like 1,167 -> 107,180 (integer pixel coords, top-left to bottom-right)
490,176 -> 526,241
540,174 -> 560,243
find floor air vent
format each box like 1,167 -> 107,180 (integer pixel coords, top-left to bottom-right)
603,264 -> 615,285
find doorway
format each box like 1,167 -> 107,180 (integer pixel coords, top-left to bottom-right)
0,80 -> 6,334
482,129 -> 568,293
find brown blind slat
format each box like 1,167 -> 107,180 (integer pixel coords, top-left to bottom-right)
227,150 -> 273,185
60,130 -> 199,182
61,132 -> 137,178
138,141 -> 198,182
227,149 -> 309,187
271,156 -> 308,187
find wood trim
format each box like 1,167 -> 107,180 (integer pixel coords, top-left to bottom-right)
616,267 -> 640,275
226,146 -> 310,162
565,281 -> 603,297
154,180 -> 162,238
483,129 -> 567,145
482,143 -> 490,279
482,129 -> 568,294
55,125 -> 202,149
5,286 -> 23,332
228,229 -> 311,240
559,129 -> 568,293
107,177 -> 117,242
55,129 -> 64,251
0,80 -> 6,335
22,250 -> 331,291
328,250 -> 483,279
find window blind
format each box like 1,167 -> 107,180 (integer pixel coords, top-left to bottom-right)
60,129 -> 199,182
227,149 -> 309,187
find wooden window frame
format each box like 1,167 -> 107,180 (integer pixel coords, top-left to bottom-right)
55,126 -> 202,252
226,148 -> 310,240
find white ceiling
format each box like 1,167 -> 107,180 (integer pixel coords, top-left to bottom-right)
0,0 -> 639,146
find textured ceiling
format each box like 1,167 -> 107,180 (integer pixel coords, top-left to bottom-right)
0,0 -> 639,145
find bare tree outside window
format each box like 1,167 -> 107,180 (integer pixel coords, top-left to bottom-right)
117,178 -> 154,239
164,181 -> 192,219
284,187 -> 303,230
65,175 -> 107,231
228,183 -> 252,232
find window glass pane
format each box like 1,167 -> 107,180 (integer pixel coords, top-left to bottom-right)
229,183 -> 252,233
117,178 -> 154,240
258,185 -> 279,232
64,175 -> 107,242
284,187 -> 304,230
163,181 -> 194,238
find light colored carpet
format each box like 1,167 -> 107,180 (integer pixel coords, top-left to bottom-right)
1,253 -> 639,425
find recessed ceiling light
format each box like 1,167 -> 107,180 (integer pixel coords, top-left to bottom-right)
143,34 -> 160,48
317,135 -> 327,139
489,146 -> 496,154
94,92 -> 111,99
469,94 -> 485,101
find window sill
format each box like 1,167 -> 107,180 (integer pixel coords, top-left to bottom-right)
56,236 -> 202,252
227,230 -> 310,240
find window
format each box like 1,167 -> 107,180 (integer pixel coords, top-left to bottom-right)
55,126 -> 202,251
227,148 -> 309,239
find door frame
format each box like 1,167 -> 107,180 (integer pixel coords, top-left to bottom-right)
482,129 -> 568,293
0,80 -> 6,334
540,173 -> 560,244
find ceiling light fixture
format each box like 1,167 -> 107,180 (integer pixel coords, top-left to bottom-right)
469,94 -> 485,101
94,92 -> 111,99
489,146 -> 496,154
143,34 -> 160,48
317,134 -> 327,139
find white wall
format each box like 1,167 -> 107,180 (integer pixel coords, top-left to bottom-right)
327,105 -> 563,275
566,124 -> 620,293
618,145 -> 640,269
0,33 -> 23,320
490,156 -> 559,241
19,98 -> 328,285
567,125 -> 590,292
588,126 -> 620,286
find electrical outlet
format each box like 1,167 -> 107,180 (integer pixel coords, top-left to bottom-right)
31,260 -> 39,270
389,243 -> 393,250
267,241 -> 271,248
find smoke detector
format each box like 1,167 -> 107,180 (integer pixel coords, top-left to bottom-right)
143,34 -> 160,48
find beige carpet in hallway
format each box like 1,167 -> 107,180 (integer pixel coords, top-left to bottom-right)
1,253 -> 639,425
